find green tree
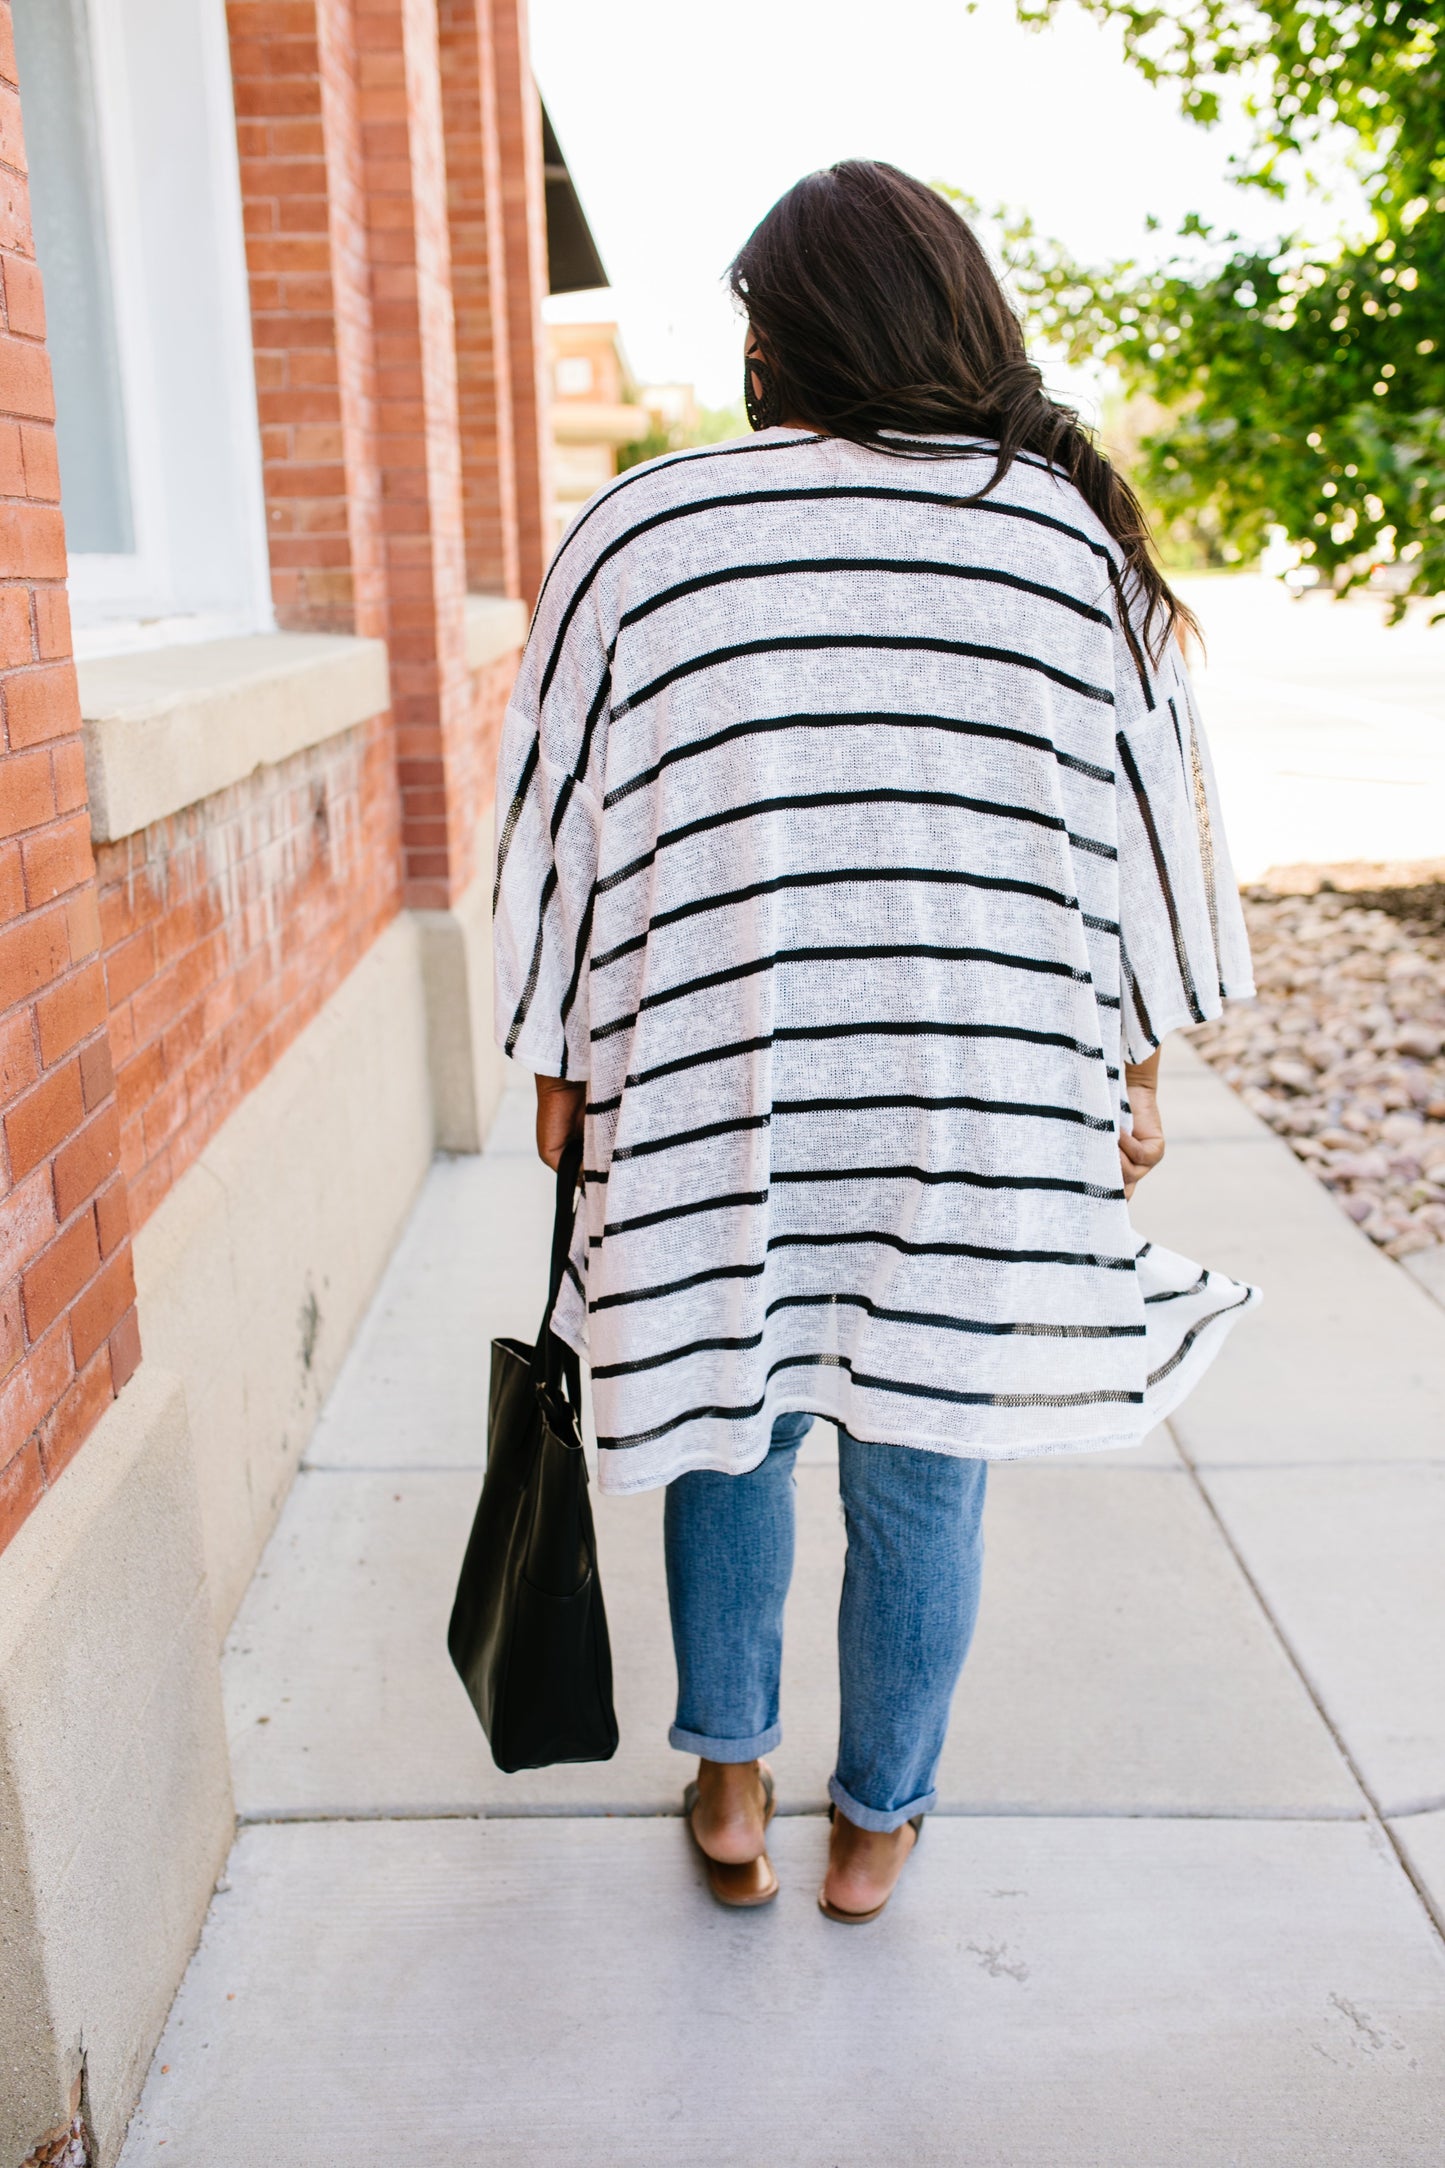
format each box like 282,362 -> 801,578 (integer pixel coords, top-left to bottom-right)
617,400 -> 748,474
1003,1 -> 1445,613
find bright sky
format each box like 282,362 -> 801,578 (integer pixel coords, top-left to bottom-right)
532,0 -> 1356,417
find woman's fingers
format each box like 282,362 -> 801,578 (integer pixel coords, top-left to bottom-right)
1119,1124 -> 1165,1199
535,1076 -> 587,1169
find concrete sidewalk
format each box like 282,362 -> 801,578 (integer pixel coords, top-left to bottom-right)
118,1042 -> 1445,2167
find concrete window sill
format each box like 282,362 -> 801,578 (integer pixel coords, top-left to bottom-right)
79,632 -> 390,843
464,593 -> 527,674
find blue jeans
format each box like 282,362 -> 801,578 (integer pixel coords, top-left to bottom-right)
663,1414 -> 988,1832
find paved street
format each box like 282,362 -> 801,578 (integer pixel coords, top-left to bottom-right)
116,584 -> 1445,2165
1178,575 -> 1445,883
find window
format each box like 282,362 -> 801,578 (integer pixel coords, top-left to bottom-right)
13,0 -> 272,652
555,355 -> 595,398
13,0 -> 131,555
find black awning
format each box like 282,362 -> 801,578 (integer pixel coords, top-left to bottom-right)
541,102 -> 607,295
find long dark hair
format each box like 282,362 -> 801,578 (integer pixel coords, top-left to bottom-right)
728,160 -> 1195,664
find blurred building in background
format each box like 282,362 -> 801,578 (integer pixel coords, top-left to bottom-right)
545,308 -> 746,538
547,317 -> 650,534
640,380 -> 703,439
0,5 -> 604,2162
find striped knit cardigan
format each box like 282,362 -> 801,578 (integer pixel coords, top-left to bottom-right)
494,428 -> 1259,1492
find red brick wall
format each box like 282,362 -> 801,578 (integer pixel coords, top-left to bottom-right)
98,713 -> 401,1230
314,0 -> 388,640
453,649 -> 514,881
439,0 -> 520,600
0,1 -> 139,1553
356,0 -> 473,910
229,0 -> 387,638
488,0 -> 551,602
230,0 -> 534,912
229,0 -> 547,630
1,0 -> 551,1558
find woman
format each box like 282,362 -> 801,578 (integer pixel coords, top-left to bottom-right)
494,161 -> 1258,1923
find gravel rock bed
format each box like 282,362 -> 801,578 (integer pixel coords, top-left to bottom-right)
1189,870 -> 1445,1262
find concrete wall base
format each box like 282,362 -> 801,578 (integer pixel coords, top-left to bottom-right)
414,808 -> 510,1153
0,1368 -> 232,2168
132,913 -> 435,1636
0,912 -> 435,2166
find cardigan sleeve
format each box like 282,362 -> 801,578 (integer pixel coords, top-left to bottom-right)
492,542 -> 612,1080
1113,605 -> 1255,1065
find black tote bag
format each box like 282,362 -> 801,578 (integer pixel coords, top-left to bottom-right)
447,1136 -> 619,1771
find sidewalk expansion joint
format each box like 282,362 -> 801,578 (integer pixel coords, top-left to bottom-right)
1175,1455 -> 1445,1472
299,1462 -> 487,1476
234,1802 -> 1371,1829
1168,1422 -> 1445,1952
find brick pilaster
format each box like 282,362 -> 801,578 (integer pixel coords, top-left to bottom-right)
0,0 -> 139,1555
230,0 -> 539,910
438,0 -> 520,600
488,0 -> 552,601
228,0 -> 387,637
355,0 -> 474,908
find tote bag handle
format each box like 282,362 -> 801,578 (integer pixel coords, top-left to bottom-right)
530,1132 -> 585,1420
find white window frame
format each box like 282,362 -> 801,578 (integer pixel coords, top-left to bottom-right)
53,0 -> 273,652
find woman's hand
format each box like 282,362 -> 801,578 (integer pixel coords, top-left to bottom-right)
535,1074 -> 587,1170
1120,1054 -> 1165,1201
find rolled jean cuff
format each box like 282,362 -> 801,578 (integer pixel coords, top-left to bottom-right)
669,1720 -> 781,1761
828,1772 -> 936,1833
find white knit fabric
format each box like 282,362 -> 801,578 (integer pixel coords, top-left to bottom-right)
494,429 -> 1259,1492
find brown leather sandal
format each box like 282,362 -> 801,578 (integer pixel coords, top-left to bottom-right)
817,1806 -> 924,1924
683,1763 -> 779,1909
